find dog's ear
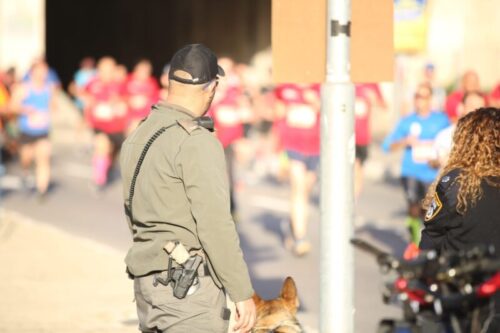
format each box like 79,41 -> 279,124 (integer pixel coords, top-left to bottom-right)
280,277 -> 299,313
252,292 -> 263,307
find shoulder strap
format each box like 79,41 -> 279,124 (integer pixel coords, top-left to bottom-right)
124,123 -> 177,223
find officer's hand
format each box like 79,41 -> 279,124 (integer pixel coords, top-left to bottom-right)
233,298 -> 256,332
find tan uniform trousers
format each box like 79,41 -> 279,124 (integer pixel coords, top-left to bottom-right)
134,273 -> 229,333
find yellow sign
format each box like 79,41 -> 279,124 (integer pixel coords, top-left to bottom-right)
394,0 -> 429,53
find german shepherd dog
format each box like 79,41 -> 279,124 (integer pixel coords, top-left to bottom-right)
251,277 -> 303,333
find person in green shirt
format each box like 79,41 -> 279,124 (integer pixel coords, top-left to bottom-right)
120,44 -> 256,333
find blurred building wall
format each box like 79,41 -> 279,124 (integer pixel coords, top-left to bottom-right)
380,0 -> 500,140
45,0 -> 271,87
0,0 -> 497,90
0,0 -> 45,76
427,0 -> 500,89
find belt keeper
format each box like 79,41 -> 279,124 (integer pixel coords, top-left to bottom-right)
202,262 -> 210,276
221,307 -> 231,320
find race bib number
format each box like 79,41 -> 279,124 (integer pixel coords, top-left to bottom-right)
409,122 -> 422,137
216,105 -> 240,126
281,87 -> 300,101
354,99 -> 369,118
93,103 -> 114,120
286,105 -> 317,129
27,112 -> 50,129
412,141 -> 437,163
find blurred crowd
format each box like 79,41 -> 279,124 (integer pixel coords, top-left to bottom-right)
0,53 -> 499,255
383,66 -> 500,253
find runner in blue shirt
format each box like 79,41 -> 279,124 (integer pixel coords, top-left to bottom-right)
69,57 -> 96,112
23,58 -> 61,88
10,61 -> 55,201
383,83 -> 449,244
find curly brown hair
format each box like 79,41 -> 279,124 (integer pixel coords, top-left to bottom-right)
423,107 -> 500,215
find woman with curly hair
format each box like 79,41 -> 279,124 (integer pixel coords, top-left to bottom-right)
420,107 -> 499,332
420,107 -> 499,251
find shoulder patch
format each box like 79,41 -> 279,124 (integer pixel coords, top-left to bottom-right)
177,119 -> 200,134
425,192 -> 443,222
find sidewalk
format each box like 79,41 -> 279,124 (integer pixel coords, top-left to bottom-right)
0,210 -> 137,333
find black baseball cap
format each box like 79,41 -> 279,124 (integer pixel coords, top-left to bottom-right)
168,44 -> 225,85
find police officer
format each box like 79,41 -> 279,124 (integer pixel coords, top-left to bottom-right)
120,44 -> 256,333
420,107 -> 500,332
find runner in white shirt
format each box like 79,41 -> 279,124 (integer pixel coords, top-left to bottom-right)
433,91 -> 485,167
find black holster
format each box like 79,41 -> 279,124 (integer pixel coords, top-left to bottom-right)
153,254 -> 203,299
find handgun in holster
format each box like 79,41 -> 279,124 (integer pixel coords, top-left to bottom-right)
155,241 -> 204,299
171,254 -> 203,299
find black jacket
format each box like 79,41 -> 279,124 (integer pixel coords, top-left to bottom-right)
420,169 -> 500,253
420,169 -> 500,332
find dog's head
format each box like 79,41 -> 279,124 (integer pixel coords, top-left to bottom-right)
252,277 -> 303,333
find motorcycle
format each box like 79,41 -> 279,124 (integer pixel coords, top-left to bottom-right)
351,238 -> 500,333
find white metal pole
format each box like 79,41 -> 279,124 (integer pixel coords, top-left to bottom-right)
320,0 -> 355,331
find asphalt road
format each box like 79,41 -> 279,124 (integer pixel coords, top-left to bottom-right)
0,141 -> 408,333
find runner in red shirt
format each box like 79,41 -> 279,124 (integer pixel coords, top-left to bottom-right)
125,59 -> 159,133
159,64 -> 170,101
83,56 -> 129,190
489,82 -> 500,108
211,86 -> 245,144
354,83 -> 386,199
445,70 -> 486,122
208,57 -> 249,218
275,83 -> 320,256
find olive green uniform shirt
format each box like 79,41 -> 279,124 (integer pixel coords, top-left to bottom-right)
120,102 -> 254,303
